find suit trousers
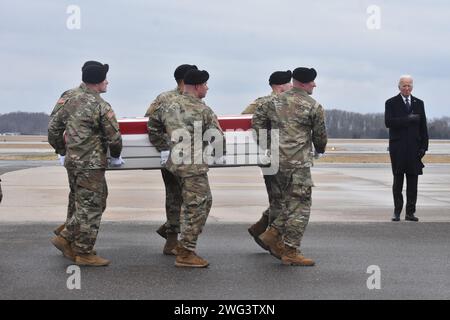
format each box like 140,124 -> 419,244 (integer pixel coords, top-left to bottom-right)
393,173 -> 418,216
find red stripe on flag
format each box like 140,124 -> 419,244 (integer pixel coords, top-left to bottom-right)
118,115 -> 253,134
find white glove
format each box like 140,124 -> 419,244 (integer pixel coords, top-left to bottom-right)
215,155 -> 226,165
160,150 -> 170,165
313,150 -> 324,159
259,149 -> 271,165
58,154 -> 65,166
110,156 -> 125,167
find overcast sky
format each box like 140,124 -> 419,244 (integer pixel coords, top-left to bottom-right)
1,0 -> 450,118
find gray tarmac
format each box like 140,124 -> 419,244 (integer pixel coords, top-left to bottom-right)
0,161 -> 450,300
1,222 -> 449,300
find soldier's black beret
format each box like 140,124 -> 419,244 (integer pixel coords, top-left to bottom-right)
184,69 -> 209,85
292,67 -> 317,83
269,70 -> 292,85
174,64 -> 198,80
82,61 -> 109,84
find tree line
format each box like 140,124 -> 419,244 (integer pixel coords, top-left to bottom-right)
1,110 -> 450,139
325,109 -> 450,139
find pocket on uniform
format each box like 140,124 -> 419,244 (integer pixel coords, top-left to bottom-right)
76,170 -> 105,193
292,168 -> 314,187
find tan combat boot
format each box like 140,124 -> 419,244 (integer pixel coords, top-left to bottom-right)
175,246 -> 209,268
54,225 -> 97,255
75,253 -> 110,267
248,215 -> 269,250
53,223 -> 65,236
163,232 -> 179,255
50,235 -> 75,261
281,245 -> 315,266
156,224 -> 168,239
258,227 -> 284,259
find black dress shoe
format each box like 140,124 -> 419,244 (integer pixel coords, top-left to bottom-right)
405,215 -> 419,222
391,214 -> 400,222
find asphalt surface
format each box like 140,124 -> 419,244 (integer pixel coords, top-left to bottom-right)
1,160 -> 450,300
1,222 -> 449,300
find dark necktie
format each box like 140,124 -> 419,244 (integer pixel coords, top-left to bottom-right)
405,97 -> 411,112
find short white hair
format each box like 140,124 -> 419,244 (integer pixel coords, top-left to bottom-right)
398,75 -> 413,86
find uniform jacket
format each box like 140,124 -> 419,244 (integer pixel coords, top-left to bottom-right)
152,93 -> 225,178
252,87 -> 328,181
48,83 -> 122,170
146,87 -> 182,152
241,92 -> 276,115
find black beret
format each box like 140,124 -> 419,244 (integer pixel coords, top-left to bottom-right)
82,61 -> 109,84
269,70 -> 292,85
174,64 -> 198,80
184,70 -> 209,85
292,67 -> 317,83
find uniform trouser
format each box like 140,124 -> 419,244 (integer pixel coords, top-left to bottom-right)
61,169 -> 108,254
393,173 -> 418,215
161,168 -> 182,233
178,173 -> 212,251
262,173 -> 283,224
271,168 -> 312,250
65,168 -> 107,224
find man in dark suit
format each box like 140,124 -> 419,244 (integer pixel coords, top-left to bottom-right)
385,75 -> 428,222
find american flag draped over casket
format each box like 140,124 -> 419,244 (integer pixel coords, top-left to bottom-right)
107,115 -> 271,170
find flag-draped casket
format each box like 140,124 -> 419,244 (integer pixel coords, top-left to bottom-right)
108,115 -> 270,170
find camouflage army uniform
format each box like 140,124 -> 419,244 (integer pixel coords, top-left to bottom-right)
48,83 -> 122,254
153,92 -> 224,251
49,88 -> 80,225
242,92 -> 281,224
146,87 -> 183,234
252,87 -> 327,249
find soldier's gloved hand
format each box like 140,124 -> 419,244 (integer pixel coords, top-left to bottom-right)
110,156 -> 125,167
215,155 -> 226,165
314,150 -> 324,159
259,149 -> 271,165
58,154 -> 65,166
160,150 -> 170,165
408,114 -> 420,123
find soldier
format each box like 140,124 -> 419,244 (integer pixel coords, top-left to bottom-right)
49,75 -> 90,238
48,61 -> 123,267
242,70 -> 292,250
253,67 -> 327,266
150,69 -> 224,268
146,64 -> 198,255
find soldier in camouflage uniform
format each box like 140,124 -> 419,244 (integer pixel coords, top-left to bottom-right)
48,61 -> 123,267
146,64 -> 198,255
49,83 -> 86,237
254,67 -> 327,266
242,70 -> 292,250
150,69 -> 224,268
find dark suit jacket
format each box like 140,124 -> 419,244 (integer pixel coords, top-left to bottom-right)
385,94 -> 428,175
